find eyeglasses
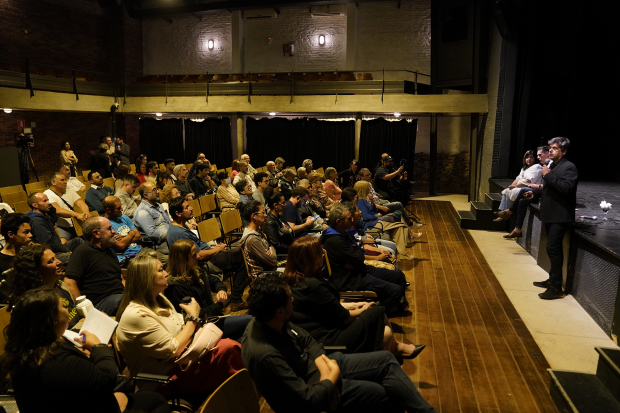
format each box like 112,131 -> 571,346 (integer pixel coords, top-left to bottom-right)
145,189 -> 160,194
254,211 -> 268,216
96,226 -> 113,231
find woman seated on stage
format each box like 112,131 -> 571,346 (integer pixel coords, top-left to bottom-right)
4,286 -> 169,413
494,150 -> 542,222
165,239 -> 252,340
285,237 -> 425,360
354,181 -> 420,260
115,254 -> 243,397
6,243 -> 79,330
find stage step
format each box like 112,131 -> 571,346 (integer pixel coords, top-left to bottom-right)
485,193 -> 502,210
548,369 -> 620,413
457,199 -> 509,231
457,210 -> 477,229
595,347 -> 620,403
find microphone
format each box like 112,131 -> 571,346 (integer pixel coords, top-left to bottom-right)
545,159 -> 553,167
579,216 -> 597,220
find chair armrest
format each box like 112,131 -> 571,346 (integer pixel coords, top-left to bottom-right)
324,346 -> 347,354
133,373 -> 171,384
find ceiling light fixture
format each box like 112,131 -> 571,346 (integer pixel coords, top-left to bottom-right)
208,39 -> 214,50
319,35 -> 325,45
269,112 -> 276,116
155,113 -> 162,116
394,112 -> 401,117
3,108 -> 12,113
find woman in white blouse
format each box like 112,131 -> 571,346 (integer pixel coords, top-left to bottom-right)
495,150 -> 542,221
115,254 -> 243,398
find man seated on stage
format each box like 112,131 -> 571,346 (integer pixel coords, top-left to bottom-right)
85,171 -> 114,214
114,174 -> 140,218
0,213 -> 33,273
374,155 -> 410,205
241,273 -> 436,413
321,202 -> 408,314
278,169 -> 296,200
166,198 -> 249,311
265,161 -> 283,188
44,172 -> 89,241
133,182 -> 171,255
60,163 -> 85,193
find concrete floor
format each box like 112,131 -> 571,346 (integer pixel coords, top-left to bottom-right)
415,194 -> 618,374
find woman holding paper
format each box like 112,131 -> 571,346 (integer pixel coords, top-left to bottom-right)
115,254 -> 243,397
3,286 -> 169,413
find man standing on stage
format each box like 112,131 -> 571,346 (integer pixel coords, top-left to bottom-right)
524,137 -> 578,300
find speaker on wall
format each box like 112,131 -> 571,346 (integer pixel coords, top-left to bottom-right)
0,147 -> 23,188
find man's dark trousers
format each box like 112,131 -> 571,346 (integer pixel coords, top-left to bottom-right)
545,223 -> 570,289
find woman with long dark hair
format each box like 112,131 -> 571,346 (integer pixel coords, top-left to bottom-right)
285,237 -> 425,359
6,244 -> 79,329
494,150 -> 543,221
2,286 -> 169,413
60,140 -> 78,177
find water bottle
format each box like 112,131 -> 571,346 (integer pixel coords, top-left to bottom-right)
76,295 -> 94,318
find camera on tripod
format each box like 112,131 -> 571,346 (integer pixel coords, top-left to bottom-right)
16,130 -> 34,147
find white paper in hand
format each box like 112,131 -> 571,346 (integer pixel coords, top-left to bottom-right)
79,308 -> 118,344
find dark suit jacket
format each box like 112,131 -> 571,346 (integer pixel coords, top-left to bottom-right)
532,157 -> 578,223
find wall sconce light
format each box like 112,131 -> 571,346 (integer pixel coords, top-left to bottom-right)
319,35 -> 325,45
269,112 -> 276,116
156,113 -> 162,116
3,108 -> 12,113
208,39 -> 214,50
394,112 -> 401,117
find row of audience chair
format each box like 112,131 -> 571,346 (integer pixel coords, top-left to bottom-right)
135,72 -> 371,85
0,63 -> 102,82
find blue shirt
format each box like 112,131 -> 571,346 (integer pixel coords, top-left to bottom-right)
283,200 -> 308,237
110,215 -> 141,260
133,201 -> 171,244
167,224 -> 211,251
85,185 -> 114,214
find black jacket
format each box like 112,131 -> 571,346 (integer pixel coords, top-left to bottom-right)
115,143 -> 130,165
164,268 -> 227,319
532,157 -> 578,223
89,153 -> 112,178
189,176 -> 213,197
320,229 -> 367,291
337,168 -> 357,188
264,213 -> 295,254
26,209 -> 70,254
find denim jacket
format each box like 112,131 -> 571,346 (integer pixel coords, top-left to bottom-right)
132,201 -> 171,244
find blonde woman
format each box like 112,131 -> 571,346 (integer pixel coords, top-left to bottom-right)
115,254 -> 243,397
323,167 -> 342,201
302,159 -> 313,175
354,181 -> 420,260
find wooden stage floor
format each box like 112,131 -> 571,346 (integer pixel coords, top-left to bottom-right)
257,200 -> 558,413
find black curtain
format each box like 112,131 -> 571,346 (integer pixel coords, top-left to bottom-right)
184,118 -> 233,168
359,118 -> 418,177
246,117 -> 355,171
139,118 -> 185,165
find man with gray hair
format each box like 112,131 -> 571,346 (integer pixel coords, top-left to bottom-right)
64,216 -> 125,314
265,161 -> 282,188
173,164 -> 194,198
523,137 -> 578,300
133,182 -> 172,255
44,172 -> 90,241
241,154 -> 257,177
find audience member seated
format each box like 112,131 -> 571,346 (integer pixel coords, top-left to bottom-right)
296,167 -> 308,183
251,172 -> 269,210
241,273 -> 436,413
278,169 -> 296,199
296,178 -> 310,190
354,181 -> 418,260
309,172 -> 336,212
216,171 -> 239,210
60,140 -> 79,177
3,287 -> 170,413
145,161 -> 160,184
338,159 -> 360,188
0,213 -> 33,273
286,237 -> 424,359
321,203 -> 409,314
114,174 -> 141,218
240,153 -> 257,176
115,255 -> 243,397
233,161 -> 256,192
155,171 -> 173,190
323,167 -> 343,201
188,153 -> 215,179
283,188 -> 318,239
165,239 -> 253,340
173,164 -> 193,198
235,179 -> 253,226
305,181 -> 328,219
133,183 -> 171,255
274,157 -> 285,174
163,158 -> 176,180
114,164 -> 131,191
136,161 -> 148,184
111,153 -> 123,177
166,199 -> 249,311
374,155 -> 410,204
264,193 -> 295,255
6,244 -> 79,329
44,172 -> 90,241
265,160 -> 282,187
114,136 -> 131,166
60,163 -> 85,193
85,171 -> 115,214
89,143 -> 113,178
230,159 -> 240,182
189,163 -> 214,197
26,193 -> 84,265
239,201 -> 278,278
302,158 -> 313,175
65,216 -> 124,315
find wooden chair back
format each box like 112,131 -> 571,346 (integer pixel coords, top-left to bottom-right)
197,369 -> 259,413
315,167 -> 325,176
2,191 -> 27,205
25,181 -> 46,194
197,218 -> 222,244
323,248 -> 332,277
185,163 -> 193,170
220,209 -> 243,238
13,201 -> 30,214
77,175 -> 85,182
130,165 -> 136,174
72,217 -> 84,237
103,177 -> 115,190
199,194 -> 218,215
225,167 -> 233,175
0,185 -> 23,196
82,170 -> 91,181
83,181 -> 91,191
188,199 -> 202,220
0,306 -> 11,356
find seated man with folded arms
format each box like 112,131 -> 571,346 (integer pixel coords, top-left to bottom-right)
133,182 -> 171,255
64,216 -> 125,315
216,171 -> 239,211
26,193 -> 84,265
240,201 -> 278,278
102,196 -> 168,265
166,198 -> 249,311
44,172 -> 90,241
241,273 -> 436,413
0,213 -> 33,273
85,171 -> 114,214
113,173 -> 140,218
278,169 -> 296,200
60,163 -> 85,193
265,161 -> 283,188
173,164 -> 194,199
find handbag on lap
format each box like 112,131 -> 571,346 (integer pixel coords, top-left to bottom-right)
175,322 -> 223,372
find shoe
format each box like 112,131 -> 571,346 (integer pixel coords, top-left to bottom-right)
497,210 -> 512,219
230,301 -> 249,311
408,231 -> 423,241
503,231 -> 522,239
493,217 -> 505,222
533,280 -> 550,289
539,288 -> 564,300
399,253 -> 414,261
410,222 -> 423,230
405,281 -> 411,288
399,344 -> 426,360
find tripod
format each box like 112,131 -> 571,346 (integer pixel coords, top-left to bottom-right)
18,144 -> 39,190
